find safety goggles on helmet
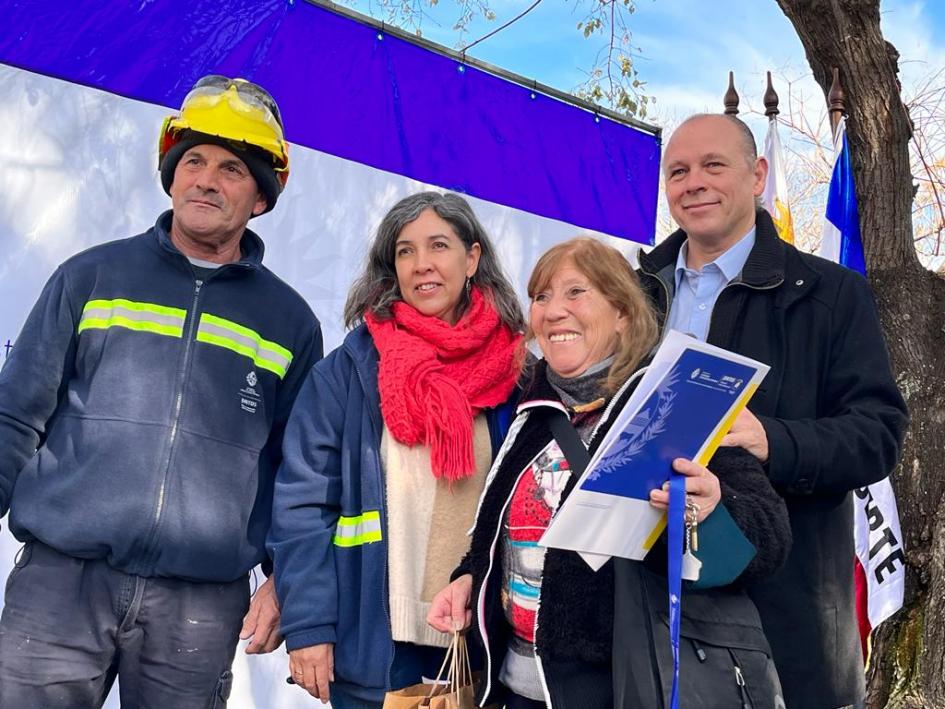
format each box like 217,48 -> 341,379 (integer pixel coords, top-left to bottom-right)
192,74 -> 284,127
158,75 -> 289,188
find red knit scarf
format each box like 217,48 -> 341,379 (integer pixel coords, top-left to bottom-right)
365,288 -> 523,482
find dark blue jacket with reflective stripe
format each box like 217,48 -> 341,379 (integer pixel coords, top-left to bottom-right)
269,324 -> 514,702
0,211 -> 323,582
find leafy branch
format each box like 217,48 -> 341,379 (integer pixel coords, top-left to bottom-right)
341,0 -> 652,118
573,0 -> 651,118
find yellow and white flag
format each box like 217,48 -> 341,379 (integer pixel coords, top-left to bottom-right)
762,118 -> 795,244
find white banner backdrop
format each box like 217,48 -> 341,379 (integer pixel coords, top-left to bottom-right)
0,65 -> 641,708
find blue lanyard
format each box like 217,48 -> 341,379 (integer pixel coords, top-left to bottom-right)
667,473 -> 686,709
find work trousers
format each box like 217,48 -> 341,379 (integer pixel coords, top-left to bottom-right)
0,541 -> 249,709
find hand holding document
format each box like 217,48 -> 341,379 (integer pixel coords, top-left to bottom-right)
540,330 -> 769,571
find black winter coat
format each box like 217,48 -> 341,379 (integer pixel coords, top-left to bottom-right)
636,209 -> 909,708
457,362 -> 791,709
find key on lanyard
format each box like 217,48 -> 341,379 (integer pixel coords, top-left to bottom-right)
682,499 -> 702,582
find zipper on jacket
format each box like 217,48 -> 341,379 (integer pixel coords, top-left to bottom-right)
532,594 -> 553,709
690,638 -> 707,663
380,484 -> 395,693
475,459 -> 534,706
732,655 -> 752,709
351,357 -> 395,691
735,664 -> 751,708
142,278 -> 203,567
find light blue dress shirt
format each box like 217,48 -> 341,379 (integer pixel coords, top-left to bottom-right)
666,227 -> 756,342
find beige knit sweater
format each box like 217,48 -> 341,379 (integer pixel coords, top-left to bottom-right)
381,414 -> 492,648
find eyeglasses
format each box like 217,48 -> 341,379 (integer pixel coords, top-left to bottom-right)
191,75 -> 283,128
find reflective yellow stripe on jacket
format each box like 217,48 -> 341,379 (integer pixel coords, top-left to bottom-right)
196,313 -> 293,379
78,299 -> 187,338
333,511 -> 383,547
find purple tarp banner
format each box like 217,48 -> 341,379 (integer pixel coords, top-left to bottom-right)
2,0 -> 660,243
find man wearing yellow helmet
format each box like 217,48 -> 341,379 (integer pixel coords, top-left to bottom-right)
0,75 -> 322,708
159,75 -> 290,215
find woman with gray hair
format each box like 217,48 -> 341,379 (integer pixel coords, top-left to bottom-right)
269,191 -> 525,708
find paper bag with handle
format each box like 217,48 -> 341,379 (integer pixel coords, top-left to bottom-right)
382,630 -> 476,709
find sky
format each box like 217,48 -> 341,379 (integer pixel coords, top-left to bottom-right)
345,0 -> 945,265
346,0 -> 944,119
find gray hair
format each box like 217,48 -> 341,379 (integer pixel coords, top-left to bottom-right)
344,191 -> 525,331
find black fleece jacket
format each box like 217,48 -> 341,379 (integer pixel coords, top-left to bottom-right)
455,361 -> 791,705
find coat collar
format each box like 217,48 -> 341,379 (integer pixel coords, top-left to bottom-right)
515,359 -> 568,416
152,209 -> 265,269
640,208 -> 824,317
640,208 -> 785,289
515,359 -> 643,421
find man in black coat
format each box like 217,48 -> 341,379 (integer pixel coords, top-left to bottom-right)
631,113 -> 908,709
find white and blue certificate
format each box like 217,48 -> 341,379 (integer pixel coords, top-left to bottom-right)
540,330 -> 770,570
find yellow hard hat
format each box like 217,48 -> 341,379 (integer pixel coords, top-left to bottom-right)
159,75 -> 289,193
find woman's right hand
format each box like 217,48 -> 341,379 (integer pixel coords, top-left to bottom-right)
427,574 -> 473,633
288,643 -> 334,703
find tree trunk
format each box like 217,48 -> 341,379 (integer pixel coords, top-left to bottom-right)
774,0 -> 945,706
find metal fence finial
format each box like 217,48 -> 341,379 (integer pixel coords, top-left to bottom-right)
828,67 -> 846,135
764,71 -> 780,119
724,71 -> 739,115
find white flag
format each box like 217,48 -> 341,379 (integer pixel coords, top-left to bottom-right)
762,118 -> 795,244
